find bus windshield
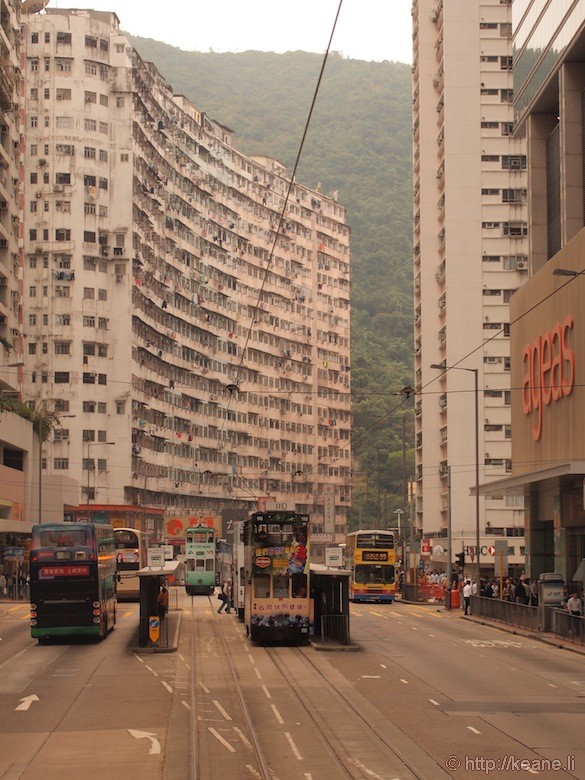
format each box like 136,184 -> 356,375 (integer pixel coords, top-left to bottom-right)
354,564 -> 395,584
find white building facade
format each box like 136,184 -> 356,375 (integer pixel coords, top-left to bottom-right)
412,0 -> 527,571
21,9 -> 351,556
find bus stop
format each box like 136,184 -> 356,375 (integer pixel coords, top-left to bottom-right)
310,563 -> 354,647
136,561 -> 183,650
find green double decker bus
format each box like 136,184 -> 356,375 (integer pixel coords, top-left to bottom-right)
30,522 -> 117,642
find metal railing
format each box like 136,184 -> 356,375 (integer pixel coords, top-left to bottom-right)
470,595 -> 539,631
321,614 -> 350,646
550,609 -> 585,646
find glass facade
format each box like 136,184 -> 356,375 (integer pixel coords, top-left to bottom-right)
514,0 -> 585,122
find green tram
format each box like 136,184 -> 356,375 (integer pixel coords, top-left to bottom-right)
184,524 -> 216,595
30,522 -> 117,642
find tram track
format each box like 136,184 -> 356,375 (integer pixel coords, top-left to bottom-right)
188,595 -> 446,779
189,594 -> 272,780
263,645 -> 428,780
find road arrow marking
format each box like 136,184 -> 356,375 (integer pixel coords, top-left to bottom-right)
128,729 -> 161,755
15,694 -> 39,711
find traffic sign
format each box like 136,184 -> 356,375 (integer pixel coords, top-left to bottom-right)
149,616 -> 160,644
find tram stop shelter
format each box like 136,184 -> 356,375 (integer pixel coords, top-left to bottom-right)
310,563 -> 354,648
136,560 -> 183,650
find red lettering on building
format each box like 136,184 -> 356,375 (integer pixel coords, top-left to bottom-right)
522,314 -> 575,441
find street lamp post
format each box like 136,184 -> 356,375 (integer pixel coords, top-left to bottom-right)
431,363 -> 481,587
86,441 -> 115,518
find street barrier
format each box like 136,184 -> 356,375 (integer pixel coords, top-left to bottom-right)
470,595 -> 539,631
550,608 -> 585,645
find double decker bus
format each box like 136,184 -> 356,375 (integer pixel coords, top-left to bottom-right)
244,511 -> 312,643
29,522 -> 117,642
113,528 -> 145,601
184,524 -> 216,595
346,529 -> 396,603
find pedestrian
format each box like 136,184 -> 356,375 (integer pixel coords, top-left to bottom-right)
217,578 -> 232,613
530,579 -> 538,607
157,584 -> 169,620
0,572 -> 6,597
567,592 -> 582,616
462,579 -> 472,615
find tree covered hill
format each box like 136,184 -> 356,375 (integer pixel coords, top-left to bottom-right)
129,40 -> 415,528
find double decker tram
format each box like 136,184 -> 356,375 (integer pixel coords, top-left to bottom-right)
244,511 -> 312,643
346,529 -> 396,603
29,522 -> 117,642
184,524 -> 216,595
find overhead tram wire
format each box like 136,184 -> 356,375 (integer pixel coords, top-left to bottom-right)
217,0 -> 345,426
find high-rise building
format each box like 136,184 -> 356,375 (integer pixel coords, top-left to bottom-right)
0,0 -> 29,543
21,9 -> 351,554
482,1 -> 585,583
412,0 -> 528,571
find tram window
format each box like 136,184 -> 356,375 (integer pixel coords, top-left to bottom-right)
185,560 -> 195,572
254,573 -> 270,598
273,575 -> 289,599
292,573 -> 307,598
195,559 -> 205,569
206,559 -> 214,571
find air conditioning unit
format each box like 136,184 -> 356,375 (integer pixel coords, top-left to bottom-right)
516,260 -> 528,270
510,158 -> 521,168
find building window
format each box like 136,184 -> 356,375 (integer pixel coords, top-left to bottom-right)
54,458 -> 69,470
54,371 -> 70,383
84,147 -> 96,159
56,88 -> 71,101
84,91 -> 97,104
83,373 -> 96,384
54,341 -> 70,355
55,228 -> 71,241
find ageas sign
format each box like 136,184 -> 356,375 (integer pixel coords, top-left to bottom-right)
522,314 -> 575,441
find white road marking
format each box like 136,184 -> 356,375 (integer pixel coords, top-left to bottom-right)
380,664 -> 387,669
178,653 -> 185,661
128,729 -> 161,755
467,726 -> 481,734
262,684 -> 272,698
199,681 -> 210,694
348,758 -> 390,778
234,726 -> 252,749
15,694 -> 39,711
361,675 -> 381,679
213,700 -> 232,720
400,679 -> 409,684
247,654 -> 255,664
208,727 -> 236,753
284,732 -> 303,760
254,667 -> 262,679
548,683 -> 557,688
161,681 -> 173,693
181,700 -> 191,711
271,704 -> 284,724
133,654 -> 144,663
145,665 -> 158,676
245,765 -> 262,778
429,699 -> 440,706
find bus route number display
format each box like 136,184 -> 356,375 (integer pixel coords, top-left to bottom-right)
362,551 -> 388,562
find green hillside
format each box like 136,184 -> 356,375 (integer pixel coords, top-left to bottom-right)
130,40 -> 415,530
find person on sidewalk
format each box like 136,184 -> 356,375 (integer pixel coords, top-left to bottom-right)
462,579 -> 472,615
217,578 -> 232,613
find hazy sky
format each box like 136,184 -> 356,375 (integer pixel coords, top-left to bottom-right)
46,0 -> 413,64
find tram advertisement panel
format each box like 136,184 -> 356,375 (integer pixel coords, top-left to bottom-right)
249,517 -> 312,638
